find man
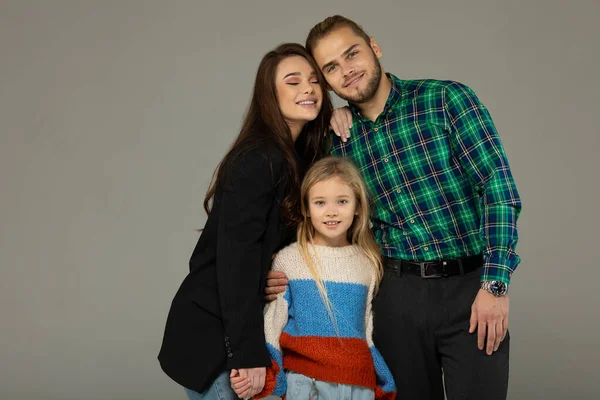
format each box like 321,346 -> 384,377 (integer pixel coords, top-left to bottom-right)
266,15 -> 522,400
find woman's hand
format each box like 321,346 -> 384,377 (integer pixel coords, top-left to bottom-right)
329,106 -> 353,142
230,367 -> 266,399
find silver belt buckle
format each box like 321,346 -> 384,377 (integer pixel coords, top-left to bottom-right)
420,262 -> 444,278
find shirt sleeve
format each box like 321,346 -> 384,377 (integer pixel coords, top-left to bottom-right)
444,82 -> 522,285
216,148 -> 282,369
255,257 -> 290,398
365,273 -> 396,400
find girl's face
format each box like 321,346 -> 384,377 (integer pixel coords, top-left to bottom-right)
275,55 -> 323,140
307,176 -> 358,247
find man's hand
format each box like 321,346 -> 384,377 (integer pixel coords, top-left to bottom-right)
329,106 -> 353,142
469,289 -> 510,355
265,270 -> 288,302
230,367 -> 266,399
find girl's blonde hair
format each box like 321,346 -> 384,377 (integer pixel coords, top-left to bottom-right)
297,156 -> 383,329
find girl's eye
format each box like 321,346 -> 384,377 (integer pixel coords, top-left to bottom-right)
315,201 -> 324,206
287,82 -> 299,86
339,199 -> 348,204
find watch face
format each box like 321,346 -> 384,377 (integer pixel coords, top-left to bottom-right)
491,281 -> 507,296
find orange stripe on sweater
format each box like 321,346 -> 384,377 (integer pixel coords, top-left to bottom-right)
375,386 -> 396,400
280,333 -> 376,388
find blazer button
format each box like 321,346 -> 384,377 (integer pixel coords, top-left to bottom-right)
224,336 -> 230,342
225,341 -> 230,347
227,352 -> 234,358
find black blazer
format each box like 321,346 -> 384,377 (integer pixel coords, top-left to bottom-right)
158,144 -> 293,393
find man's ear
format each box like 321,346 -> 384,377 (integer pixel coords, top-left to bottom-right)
370,37 -> 383,59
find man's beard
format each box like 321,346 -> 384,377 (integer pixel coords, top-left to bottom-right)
337,56 -> 383,104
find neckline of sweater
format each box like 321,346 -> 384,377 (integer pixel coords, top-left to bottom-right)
292,242 -> 364,258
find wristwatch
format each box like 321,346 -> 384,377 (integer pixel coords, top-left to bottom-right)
480,280 -> 508,297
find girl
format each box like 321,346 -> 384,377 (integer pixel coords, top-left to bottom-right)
158,43 -> 333,400
231,156 -> 396,400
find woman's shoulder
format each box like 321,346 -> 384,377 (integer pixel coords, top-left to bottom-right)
222,141 -> 287,185
232,138 -> 285,167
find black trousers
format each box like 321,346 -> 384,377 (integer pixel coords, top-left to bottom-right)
372,265 -> 510,400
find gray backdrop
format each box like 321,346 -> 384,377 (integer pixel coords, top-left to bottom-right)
1,1 -> 598,399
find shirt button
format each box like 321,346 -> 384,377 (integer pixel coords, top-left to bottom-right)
388,109 -> 392,113
410,219 -> 415,224
396,189 -> 401,193
403,231 -> 408,236
384,158 -> 389,162
373,127 -> 378,132
424,247 -> 429,251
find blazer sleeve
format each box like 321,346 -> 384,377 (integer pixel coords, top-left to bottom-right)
216,147 -> 284,370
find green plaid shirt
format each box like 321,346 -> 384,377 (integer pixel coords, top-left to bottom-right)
331,74 -> 521,284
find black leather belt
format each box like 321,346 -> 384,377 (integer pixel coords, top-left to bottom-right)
383,254 -> 483,278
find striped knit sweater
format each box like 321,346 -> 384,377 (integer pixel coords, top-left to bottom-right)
256,242 -> 396,400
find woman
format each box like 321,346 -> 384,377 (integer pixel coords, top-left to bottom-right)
158,43 -> 333,400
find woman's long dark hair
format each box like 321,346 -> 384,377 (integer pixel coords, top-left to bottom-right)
203,43 -> 333,225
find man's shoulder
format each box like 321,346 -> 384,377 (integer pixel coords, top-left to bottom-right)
399,78 -> 470,95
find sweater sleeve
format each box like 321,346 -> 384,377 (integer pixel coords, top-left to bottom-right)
365,273 -> 396,400
255,257 -> 290,399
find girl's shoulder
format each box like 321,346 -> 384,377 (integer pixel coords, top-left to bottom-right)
272,242 -> 304,274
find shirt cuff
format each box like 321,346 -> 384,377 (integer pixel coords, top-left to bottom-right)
481,255 -> 517,285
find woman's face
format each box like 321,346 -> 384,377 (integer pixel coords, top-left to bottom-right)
275,56 -> 323,139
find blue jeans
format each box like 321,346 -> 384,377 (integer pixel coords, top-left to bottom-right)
184,371 -> 238,400
286,371 -> 374,400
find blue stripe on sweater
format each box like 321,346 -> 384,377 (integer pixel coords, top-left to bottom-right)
370,346 -> 396,392
265,342 -> 287,396
284,279 -> 368,338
